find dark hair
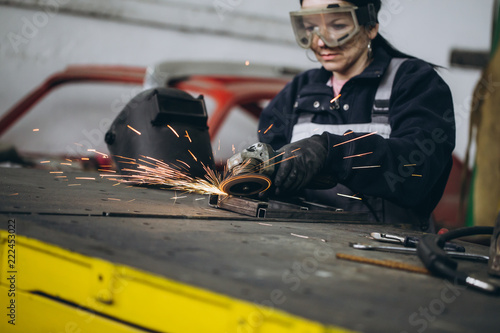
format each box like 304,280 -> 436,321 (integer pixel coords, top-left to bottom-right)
298,0 -> 414,59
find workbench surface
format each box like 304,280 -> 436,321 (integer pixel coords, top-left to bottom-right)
1,168 -> 499,332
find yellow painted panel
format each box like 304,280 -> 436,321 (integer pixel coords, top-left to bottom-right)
0,231 -> 355,333
0,285 -> 148,333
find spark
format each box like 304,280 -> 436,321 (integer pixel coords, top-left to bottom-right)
412,174 -> 422,177
74,143 -> 83,147
113,183 -> 121,186
330,94 -> 341,103
40,161 -> 51,164
232,145 -> 236,154
352,165 -> 381,169
167,125 -> 179,137
405,164 -> 417,167
50,171 -> 64,174
60,163 -> 72,166
127,199 -> 136,202
258,222 -> 273,226
245,60 -> 250,66
344,152 -> 373,159
68,184 -> 81,187
291,233 -> 309,239
127,125 -> 141,135
87,149 -> 109,158
81,157 -> 89,161
33,128 -> 39,132
75,177 -> 95,180
334,132 -> 377,147
176,159 -> 190,169
185,130 -> 192,143
54,176 -> 67,178
195,197 -> 206,201
188,150 -> 198,161
9,193 -> 19,196
98,169 -> 116,173
337,193 -> 362,200
263,124 -> 274,134
114,155 -> 135,161
66,159 -> 73,162
343,131 -> 354,136
291,148 -> 301,153
107,198 -> 121,201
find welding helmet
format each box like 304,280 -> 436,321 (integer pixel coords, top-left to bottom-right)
105,87 -> 214,178
290,3 -> 377,49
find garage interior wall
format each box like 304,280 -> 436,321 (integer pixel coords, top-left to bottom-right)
0,0 -> 495,162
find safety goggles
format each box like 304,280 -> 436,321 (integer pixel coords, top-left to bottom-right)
290,4 -> 367,49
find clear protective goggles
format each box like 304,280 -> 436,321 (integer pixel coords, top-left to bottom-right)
290,4 -> 365,49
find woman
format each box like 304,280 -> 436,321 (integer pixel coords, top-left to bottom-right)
258,0 -> 455,230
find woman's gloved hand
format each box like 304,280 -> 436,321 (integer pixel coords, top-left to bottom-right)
274,134 -> 330,195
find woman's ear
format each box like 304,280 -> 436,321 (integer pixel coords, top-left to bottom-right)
367,23 -> 379,40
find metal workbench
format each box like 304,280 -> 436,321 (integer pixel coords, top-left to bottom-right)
1,167 -> 499,332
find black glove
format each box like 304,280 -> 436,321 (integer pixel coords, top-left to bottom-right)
274,134 -> 330,195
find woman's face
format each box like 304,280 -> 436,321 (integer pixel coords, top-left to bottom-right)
301,0 -> 378,77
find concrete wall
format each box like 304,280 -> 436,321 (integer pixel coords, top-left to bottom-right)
0,0 -> 495,162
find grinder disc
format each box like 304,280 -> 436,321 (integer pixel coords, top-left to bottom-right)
219,174 -> 272,196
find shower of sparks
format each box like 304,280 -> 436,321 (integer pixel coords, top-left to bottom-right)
352,165 -> 381,169
111,155 -> 226,196
263,124 -> 274,134
185,130 -> 192,143
334,132 -> 377,147
167,125 -> 180,137
330,94 -> 341,103
337,193 -> 362,200
127,125 -> 141,135
343,152 -> 373,159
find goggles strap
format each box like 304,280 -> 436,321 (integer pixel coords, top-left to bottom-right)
355,3 -> 378,28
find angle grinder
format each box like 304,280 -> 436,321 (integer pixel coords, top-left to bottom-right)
220,142 -> 337,197
220,142 -> 277,196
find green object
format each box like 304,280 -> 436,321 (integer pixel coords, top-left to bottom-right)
466,2 -> 500,227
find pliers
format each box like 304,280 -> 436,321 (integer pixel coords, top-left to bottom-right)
369,232 -> 466,253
